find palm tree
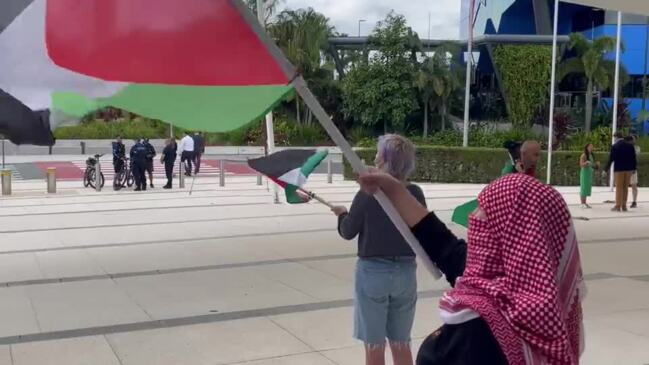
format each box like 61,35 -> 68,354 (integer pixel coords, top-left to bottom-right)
559,33 -> 628,132
269,8 -> 333,124
416,43 -> 463,135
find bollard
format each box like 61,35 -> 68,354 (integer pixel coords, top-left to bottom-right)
80,141 -> 86,155
179,162 -> 185,188
1,169 -> 11,196
219,160 -> 225,187
256,173 -> 262,186
327,158 -> 333,184
95,158 -> 102,192
46,168 -> 56,194
48,145 -> 53,155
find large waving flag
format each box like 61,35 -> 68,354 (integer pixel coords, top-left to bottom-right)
0,0 -> 294,133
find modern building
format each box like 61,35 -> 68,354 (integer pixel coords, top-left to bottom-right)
461,0 -> 649,122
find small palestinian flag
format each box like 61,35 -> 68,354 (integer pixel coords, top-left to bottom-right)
248,150 -> 328,204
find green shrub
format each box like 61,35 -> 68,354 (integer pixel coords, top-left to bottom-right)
344,146 -> 649,186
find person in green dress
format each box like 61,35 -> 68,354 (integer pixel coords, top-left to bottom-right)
580,143 -> 598,208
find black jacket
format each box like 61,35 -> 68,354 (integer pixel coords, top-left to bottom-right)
130,142 -> 148,164
144,141 -> 156,161
193,135 -> 205,154
606,140 -> 637,172
162,144 -> 177,164
112,142 -> 125,160
0,89 -> 55,146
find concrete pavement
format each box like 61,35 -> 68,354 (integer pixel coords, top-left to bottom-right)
0,175 -> 648,364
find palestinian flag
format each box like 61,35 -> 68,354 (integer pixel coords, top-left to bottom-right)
0,89 -> 54,145
0,0 -> 295,136
248,150 -> 328,204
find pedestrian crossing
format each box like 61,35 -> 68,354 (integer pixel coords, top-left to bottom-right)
68,159 -> 243,181
0,165 -> 23,180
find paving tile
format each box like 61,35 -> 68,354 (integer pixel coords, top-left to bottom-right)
0,287 -> 40,337
26,279 -> 150,332
12,336 -> 121,365
107,318 -> 310,365
235,353 -> 336,365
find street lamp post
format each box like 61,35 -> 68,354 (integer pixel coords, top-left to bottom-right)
358,19 -> 366,37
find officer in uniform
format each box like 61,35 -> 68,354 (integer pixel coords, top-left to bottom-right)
130,139 -> 148,191
112,135 -> 126,190
143,138 -> 156,188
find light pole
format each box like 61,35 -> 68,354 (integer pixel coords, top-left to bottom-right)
358,19 -> 366,37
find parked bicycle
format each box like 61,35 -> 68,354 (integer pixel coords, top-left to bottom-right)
113,157 -> 134,190
83,154 -> 105,189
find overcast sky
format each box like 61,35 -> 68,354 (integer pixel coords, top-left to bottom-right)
281,0 -> 462,40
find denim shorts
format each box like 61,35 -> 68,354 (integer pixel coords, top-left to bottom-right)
354,257 -> 417,345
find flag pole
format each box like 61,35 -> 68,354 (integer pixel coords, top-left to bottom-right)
610,11 -> 623,190
547,0 -> 559,185
298,187 -> 334,209
257,0 -> 280,204
292,76 -> 441,279
462,0 -> 474,147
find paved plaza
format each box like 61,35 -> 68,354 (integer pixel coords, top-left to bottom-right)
0,172 -> 648,364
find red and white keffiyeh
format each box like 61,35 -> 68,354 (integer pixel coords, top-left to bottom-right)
440,173 -> 585,364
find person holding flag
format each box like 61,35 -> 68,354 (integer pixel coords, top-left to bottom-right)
356,170 -> 585,365
330,134 -> 426,365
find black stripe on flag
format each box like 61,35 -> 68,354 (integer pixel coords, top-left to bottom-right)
248,149 -> 316,178
0,88 -> 55,146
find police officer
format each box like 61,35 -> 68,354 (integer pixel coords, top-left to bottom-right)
112,135 -> 126,190
130,138 -> 148,191
161,138 -> 177,189
143,138 -> 156,188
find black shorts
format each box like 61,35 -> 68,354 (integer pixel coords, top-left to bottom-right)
113,159 -> 124,173
145,160 -> 154,173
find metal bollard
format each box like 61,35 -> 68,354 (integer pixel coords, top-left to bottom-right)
327,158 -> 333,184
1,169 -> 11,196
48,145 -> 53,155
46,168 -> 56,194
95,159 -> 102,192
256,173 -> 262,186
219,160 -> 225,187
179,162 -> 185,188
80,141 -> 86,155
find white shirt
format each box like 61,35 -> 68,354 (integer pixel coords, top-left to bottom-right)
179,135 -> 195,153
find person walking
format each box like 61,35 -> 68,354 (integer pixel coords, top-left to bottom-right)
111,135 -> 126,190
629,135 -> 640,208
580,143 -> 598,208
179,131 -> 195,176
330,134 -> 425,365
606,133 -> 637,212
192,132 -> 205,175
143,138 -> 156,188
130,139 -> 148,191
161,138 -> 177,189
356,172 -> 585,365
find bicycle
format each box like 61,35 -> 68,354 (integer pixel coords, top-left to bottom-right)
83,154 -> 105,189
113,158 -> 134,190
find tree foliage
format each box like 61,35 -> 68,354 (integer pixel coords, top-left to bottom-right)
493,45 -> 552,129
342,13 -> 419,132
559,33 -> 629,132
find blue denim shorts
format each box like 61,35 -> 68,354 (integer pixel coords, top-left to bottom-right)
354,257 -> 417,345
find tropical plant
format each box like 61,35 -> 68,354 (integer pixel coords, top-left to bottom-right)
245,0 -> 282,26
342,13 -> 419,133
269,8 -> 334,124
416,43 -> 463,136
492,45 -> 552,129
559,33 -> 629,132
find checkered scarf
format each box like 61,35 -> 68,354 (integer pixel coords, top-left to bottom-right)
439,174 -> 585,364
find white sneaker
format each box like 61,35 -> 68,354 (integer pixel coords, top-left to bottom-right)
581,204 -> 591,209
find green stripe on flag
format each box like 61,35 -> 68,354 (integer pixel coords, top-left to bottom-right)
52,84 -> 294,132
300,150 -> 328,177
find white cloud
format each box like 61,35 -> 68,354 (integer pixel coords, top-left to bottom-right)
280,0 -> 461,40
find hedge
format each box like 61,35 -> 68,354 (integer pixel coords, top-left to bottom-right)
343,146 -> 649,186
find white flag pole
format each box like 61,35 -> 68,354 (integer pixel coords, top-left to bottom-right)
462,0 -> 474,147
257,0 -> 280,203
547,0 -> 560,185
610,11 -> 623,190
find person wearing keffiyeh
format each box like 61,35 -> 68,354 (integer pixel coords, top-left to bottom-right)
358,171 -> 585,365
